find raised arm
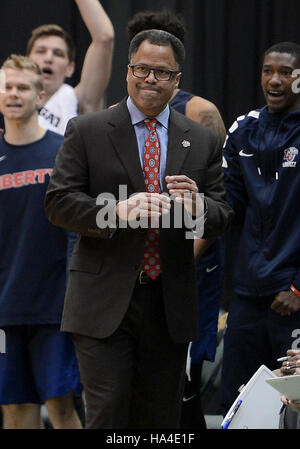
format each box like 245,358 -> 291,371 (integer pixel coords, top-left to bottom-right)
74,0 -> 114,113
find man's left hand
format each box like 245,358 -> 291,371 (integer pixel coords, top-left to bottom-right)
271,290 -> 300,316
165,175 -> 204,217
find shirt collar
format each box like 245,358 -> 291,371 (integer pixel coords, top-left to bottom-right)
127,96 -> 169,129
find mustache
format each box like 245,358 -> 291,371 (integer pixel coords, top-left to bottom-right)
139,84 -> 160,92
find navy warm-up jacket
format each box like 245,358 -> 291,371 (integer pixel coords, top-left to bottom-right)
223,106 -> 300,297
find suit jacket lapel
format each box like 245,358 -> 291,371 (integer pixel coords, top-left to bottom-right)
107,100 -> 145,192
107,102 -> 192,194
163,108 -> 192,192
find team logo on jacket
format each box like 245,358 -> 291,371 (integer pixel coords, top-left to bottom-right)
282,147 -> 298,167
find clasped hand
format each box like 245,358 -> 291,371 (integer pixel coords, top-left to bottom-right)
116,192 -> 170,225
116,175 -> 203,224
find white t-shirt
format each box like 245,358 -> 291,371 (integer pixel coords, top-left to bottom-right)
38,83 -> 78,136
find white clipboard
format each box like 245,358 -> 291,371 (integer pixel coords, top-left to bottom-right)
221,365 -> 283,429
265,374 -> 300,403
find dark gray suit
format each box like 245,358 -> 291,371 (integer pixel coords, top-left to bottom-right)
45,98 -> 233,428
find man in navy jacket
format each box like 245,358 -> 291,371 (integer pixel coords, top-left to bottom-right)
221,42 -> 300,413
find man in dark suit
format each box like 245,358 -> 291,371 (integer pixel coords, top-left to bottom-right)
45,29 -> 233,429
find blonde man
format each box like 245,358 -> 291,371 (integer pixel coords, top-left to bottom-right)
0,55 -> 82,429
27,0 -> 114,135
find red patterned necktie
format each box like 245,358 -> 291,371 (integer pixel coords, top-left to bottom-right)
141,118 -> 161,279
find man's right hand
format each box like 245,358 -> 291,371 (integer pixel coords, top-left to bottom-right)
116,192 -> 171,225
271,290 -> 300,316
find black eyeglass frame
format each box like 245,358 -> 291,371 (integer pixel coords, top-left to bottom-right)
128,64 -> 181,81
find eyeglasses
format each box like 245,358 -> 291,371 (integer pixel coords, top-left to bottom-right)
128,64 -> 180,81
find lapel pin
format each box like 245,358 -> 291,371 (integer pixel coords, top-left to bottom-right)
181,140 -> 191,148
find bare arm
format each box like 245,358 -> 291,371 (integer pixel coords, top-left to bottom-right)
74,0 -> 114,113
185,94 -> 227,254
186,96 -> 226,143
194,237 -> 213,260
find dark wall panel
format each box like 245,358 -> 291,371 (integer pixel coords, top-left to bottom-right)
0,0 -> 299,127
